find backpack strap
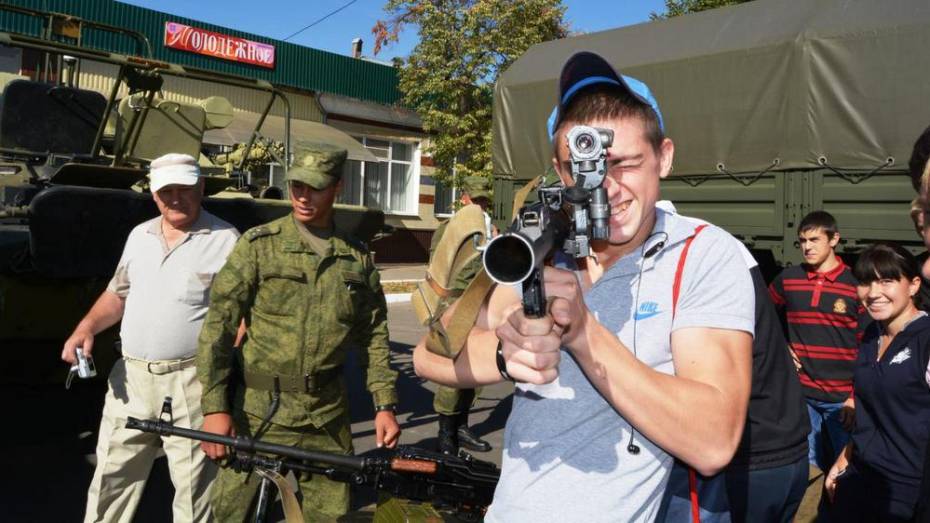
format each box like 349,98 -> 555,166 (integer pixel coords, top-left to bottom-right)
671,223 -> 708,523
412,204 -> 488,327
420,175 -> 546,360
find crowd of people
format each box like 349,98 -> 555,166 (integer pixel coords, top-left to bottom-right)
62,49 -> 930,522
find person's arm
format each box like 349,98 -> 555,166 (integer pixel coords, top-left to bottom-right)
825,441 -> 854,502
61,290 -> 125,364
354,255 -> 400,448
541,264 -> 752,476
412,283 -> 541,386
197,238 -> 257,458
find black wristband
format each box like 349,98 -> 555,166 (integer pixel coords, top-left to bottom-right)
375,403 -> 396,413
496,340 -> 515,382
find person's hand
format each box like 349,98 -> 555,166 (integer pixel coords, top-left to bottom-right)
540,266 -> 593,352
824,460 -> 847,503
62,328 -> 94,365
789,347 -> 802,372
374,410 -> 401,448
201,412 -> 235,460
839,396 -> 856,431
495,299 -> 564,385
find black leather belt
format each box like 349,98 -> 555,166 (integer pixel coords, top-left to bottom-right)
243,368 -> 339,393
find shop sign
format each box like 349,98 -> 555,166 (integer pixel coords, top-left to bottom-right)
164,22 -> 275,69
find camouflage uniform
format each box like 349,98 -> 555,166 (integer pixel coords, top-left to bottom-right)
431,176 -> 493,453
431,219 -> 483,417
197,145 -> 397,521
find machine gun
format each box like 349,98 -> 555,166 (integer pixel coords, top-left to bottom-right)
482,125 -> 613,317
126,413 -> 499,522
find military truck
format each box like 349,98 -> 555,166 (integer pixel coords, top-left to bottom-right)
0,5 -> 385,383
491,0 -> 930,278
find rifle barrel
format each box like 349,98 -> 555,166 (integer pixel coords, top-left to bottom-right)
126,417 -> 366,470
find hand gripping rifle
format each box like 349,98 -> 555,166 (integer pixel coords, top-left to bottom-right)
482,125 -> 613,317
126,412 -> 499,522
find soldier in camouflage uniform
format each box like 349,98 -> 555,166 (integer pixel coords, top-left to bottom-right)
196,143 -> 400,521
432,176 -> 494,455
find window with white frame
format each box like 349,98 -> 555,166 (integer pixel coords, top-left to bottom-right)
433,179 -> 457,217
339,137 -> 420,215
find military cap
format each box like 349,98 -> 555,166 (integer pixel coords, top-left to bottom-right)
286,143 -> 348,190
462,175 -> 492,200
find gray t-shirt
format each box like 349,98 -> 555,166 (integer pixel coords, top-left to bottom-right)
486,209 -> 755,523
108,210 -> 239,360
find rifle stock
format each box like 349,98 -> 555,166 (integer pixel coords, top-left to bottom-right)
126,417 -> 499,520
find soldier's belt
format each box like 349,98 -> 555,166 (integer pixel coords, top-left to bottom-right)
243,368 -> 339,393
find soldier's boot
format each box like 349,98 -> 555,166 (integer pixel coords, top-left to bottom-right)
456,411 -> 491,452
437,414 -> 459,455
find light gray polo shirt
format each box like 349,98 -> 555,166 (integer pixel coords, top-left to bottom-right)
486,209 -> 755,523
107,210 -> 239,361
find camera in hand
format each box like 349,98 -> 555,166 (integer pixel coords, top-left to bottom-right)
72,346 -> 97,378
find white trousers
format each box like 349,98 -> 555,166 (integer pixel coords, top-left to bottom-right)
84,357 -> 215,523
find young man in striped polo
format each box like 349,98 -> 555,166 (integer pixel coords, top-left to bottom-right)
769,210 -> 865,472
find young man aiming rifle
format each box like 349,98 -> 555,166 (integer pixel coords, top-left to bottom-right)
412,51 -> 755,521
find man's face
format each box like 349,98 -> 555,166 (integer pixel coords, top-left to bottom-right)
916,198 -> 930,251
153,183 -> 202,230
552,116 -> 673,250
460,192 -> 491,212
289,180 -> 340,228
798,227 -> 838,267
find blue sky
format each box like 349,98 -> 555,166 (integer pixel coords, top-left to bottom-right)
119,0 -> 668,62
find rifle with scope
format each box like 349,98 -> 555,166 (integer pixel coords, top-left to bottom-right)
482,125 -> 613,318
126,415 -> 499,521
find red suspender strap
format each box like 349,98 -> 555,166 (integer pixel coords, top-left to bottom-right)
671,224 -> 708,523
672,224 -> 707,316
688,468 -> 701,523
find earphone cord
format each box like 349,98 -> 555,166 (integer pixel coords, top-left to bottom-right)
627,230 -> 668,455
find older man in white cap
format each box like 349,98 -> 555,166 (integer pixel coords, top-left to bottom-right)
62,153 -> 239,523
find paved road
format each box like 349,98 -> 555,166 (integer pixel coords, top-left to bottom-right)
1,300 -> 512,522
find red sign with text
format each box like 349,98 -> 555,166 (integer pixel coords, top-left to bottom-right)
164,22 -> 275,69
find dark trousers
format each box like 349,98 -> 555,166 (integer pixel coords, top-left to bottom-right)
725,456 -> 808,523
658,456 -> 808,523
826,462 -> 916,523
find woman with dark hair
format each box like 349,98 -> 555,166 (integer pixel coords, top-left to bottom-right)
826,242 -> 930,522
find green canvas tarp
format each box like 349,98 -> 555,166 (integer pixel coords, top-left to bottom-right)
493,0 -> 930,180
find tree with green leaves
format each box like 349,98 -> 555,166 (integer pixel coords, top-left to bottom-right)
651,0 -> 753,19
373,0 -> 566,188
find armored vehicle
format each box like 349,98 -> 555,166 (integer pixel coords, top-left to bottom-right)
491,0 -> 930,278
0,5 -> 385,383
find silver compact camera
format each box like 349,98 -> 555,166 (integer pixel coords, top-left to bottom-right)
72,346 -> 97,379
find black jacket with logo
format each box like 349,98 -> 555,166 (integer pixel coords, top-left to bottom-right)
852,315 -> 930,517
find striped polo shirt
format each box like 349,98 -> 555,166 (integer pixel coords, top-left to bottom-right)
769,259 -> 867,403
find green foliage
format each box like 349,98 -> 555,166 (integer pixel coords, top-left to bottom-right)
650,0 -> 752,20
373,0 -> 566,187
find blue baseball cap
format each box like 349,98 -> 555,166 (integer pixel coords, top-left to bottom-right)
547,51 -> 665,141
